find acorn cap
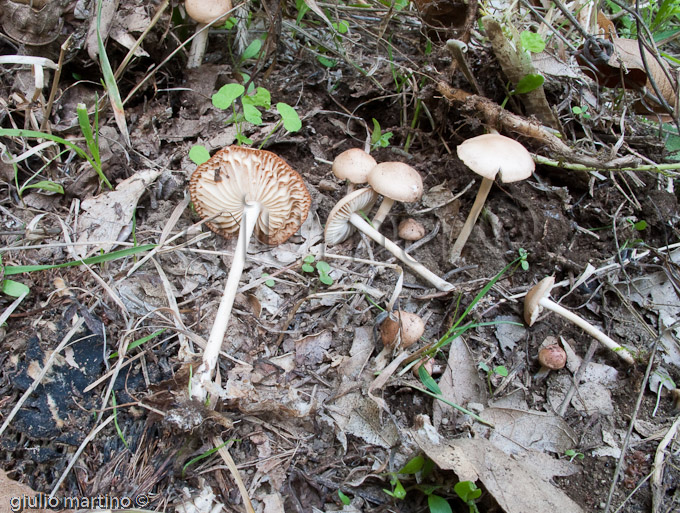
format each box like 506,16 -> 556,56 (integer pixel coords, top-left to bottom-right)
367,162 -> 423,203
524,276 -> 555,326
189,146 -> 311,245
332,148 -> 377,185
538,344 -> 567,370
456,133 -> 535,183
380,310 -> 425,349
325,188 -> 378,245
185,0 -> 232,24
398,218 -> 426,241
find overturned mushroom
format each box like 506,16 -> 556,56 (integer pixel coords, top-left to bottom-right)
524,276 -> 635,365
398,218 -> 426,241
367,162 -> 423,229
332,148 -> 376,193
451,134 -> 534,261
190,146 -> 311,400
325,188 -> 454,292
186,0 -> 232,69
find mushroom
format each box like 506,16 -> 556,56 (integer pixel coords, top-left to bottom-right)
186,0 -> 233,69
325,188 -> 454,292
398,218 -> 426,241
450,134 -> 534,261
332,148 -> 376,193
380,310 -> 425,350
535,342 -> 567,380
524,276 -> 635,365
367,162 -> 423,229
189,146 -> 311,400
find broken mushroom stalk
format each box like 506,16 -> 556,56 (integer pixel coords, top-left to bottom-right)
189,146 -> 311,401
524,276 -> 636,366
325,188 -> 454,292
367,161 -> 423,230
450,133 -> 535,262
185,0 -> 233,69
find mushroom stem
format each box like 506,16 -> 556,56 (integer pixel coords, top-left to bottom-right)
187,24 -> 209,69
192,201 -> 263,400
349,212 -> 454,292
371,197 -> 395,230
537,297 -> 636,365
449,177 -> 493,262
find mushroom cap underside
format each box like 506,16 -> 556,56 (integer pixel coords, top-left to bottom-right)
524,276 -> 556,326
190,146 -> 311,245
325,188 -> 378,245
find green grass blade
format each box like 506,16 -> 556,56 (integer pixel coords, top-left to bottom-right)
109,328 -> 166,358
3,244 -> 156,276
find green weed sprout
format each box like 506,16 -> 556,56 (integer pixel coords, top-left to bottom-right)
571,105 -> 591,120
370,118 -> 393,150
383,455 -> 452,512
454,481 -> 481,513
188,83 -> 301,161
518,248 -> 529,270
564,449 -> 585,462
337,490 -> 351,505
301,255 -> 333,285
383,454 -> 425,500
182,439 -> 232,477
111,391 -> 128,449
261,273 -> 275,287
478,362 -> 508,395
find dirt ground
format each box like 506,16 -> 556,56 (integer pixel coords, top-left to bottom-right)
1,1 -> 679,512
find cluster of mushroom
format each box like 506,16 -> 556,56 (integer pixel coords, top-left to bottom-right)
328,148 -> 454,292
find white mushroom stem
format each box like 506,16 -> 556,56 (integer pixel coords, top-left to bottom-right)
537,297 -> 636,365
348,212 -> 454,292
191,201 -> 262,400
371,197 -> 395,230
187,24 -> 209,69
449,176 -> 493,262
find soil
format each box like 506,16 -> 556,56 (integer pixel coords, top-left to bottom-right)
0,1 -> 679,513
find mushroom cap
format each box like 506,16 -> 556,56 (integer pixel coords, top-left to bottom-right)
185,0 -> 232,24
538,344 -> 567,370
456,134 -> 535,183
524,276 -> 555,326
325,188 -> 378,245
189,146 -> 311,245
332,148 -> 377,185
380,310 -> 425,349
398,218 -> 426,241
367,162 -> 423,203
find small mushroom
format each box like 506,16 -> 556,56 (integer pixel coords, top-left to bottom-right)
535,343 -> 567,381
189,146 -> 311,399
380,310 -> 425,350
332,148 -> 376,193
524,276 -> 635,365
450,134 -> 534,261
325,188 -> 454,291
186,0 -> 233,69
398,218 -> 426,241
367,162 -> 423,229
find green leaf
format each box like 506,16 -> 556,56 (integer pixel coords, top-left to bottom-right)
302,263 -> 314,273
315,261 -> 331,273
235,133 -> 253,145
22,180 -> 64,194
333,20 -> 350,33
338,490 -> 351,505
189,145 -> 211,165
262,273 -> 275,287
428,494 -> 453,513
2,279 -> 30,297
316,56 -> 336,67
494,365 -> 508,377
399,454 -> 425,475
242,102 -> 263,125
419,363 -> 442,395
110,328 -> 166,358
303,255 -> 316,263
513,73 -> 545,95
454,481 -> 481,502
241,38 -> 263,60
243,87 -> 272,109
520,31 -> 546,53
392,478 -> 406,499
276,102 -> 302,132
371,118 -> 382,147
318,272 -> 333,285
212,83 -> 245,110
633,220 -> 648,231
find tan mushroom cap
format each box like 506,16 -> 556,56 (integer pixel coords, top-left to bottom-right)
381,311 -> 425,349
524,276 -> 555,326
325,188 -> 377,245
538,344 -> 567,370
332,148 -> 377,185
456,133 -> 535,183
185,0 -> 232,24
367,162 -> 423,202
189,146 -> 311,245
398,218 -> 426,241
